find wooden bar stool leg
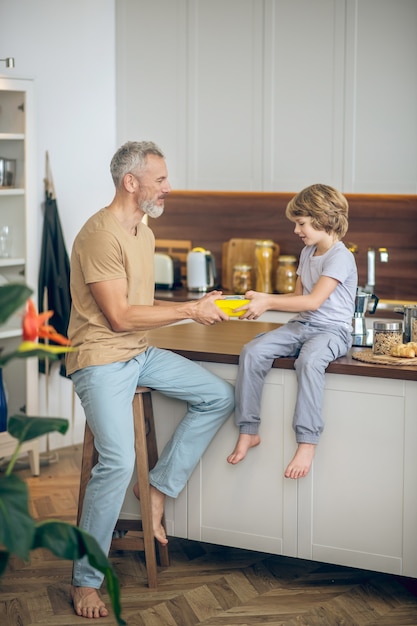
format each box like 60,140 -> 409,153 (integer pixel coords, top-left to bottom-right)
75,388 -> 169,589
138,390 -> 170,569
132,389 -> 158,588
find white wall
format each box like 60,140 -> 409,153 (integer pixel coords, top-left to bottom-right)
0,0 -> 116,261
0,0 -> 117,448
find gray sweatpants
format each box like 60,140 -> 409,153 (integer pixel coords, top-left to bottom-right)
235,320 -> 352,444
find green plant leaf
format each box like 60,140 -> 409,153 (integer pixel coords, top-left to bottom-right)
34,521 -> 126,625
7,415 -> 69,443
0,474 -> 35,560
0,284 -> 33,325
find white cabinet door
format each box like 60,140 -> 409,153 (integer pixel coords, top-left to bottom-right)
344,0 -> 417,193
298,373 -> 408,575
187,363 -> 298,556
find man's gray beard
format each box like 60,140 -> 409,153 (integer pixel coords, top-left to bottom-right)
141,200 -> 164,219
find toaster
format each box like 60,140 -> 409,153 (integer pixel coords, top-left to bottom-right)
154,252 -> 182,289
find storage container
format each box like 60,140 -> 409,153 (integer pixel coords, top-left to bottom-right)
373,321 -> 403,355
275,255 -> 297,293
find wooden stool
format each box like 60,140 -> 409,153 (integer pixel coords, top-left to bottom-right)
77,386 -> 170,588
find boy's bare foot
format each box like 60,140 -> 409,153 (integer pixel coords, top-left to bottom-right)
227,433 -> 261,464
284,443 -> 316,479
71,586 -> 108,619
133,482 -> 168,545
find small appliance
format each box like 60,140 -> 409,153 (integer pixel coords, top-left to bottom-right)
154,252 -> 181,289
352,291 -> 379,346
0,158 -> 16,187
393,304 -> 417,342
187,247 -> 216,292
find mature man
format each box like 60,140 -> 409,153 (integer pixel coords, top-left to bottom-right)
66,141 -> 234,618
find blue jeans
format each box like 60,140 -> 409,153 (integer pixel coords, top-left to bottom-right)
71,346 -> 234,588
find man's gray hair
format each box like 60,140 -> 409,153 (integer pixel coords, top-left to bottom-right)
110,141 -> 165,188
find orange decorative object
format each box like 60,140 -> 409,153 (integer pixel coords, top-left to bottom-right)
22,299 -> 71,346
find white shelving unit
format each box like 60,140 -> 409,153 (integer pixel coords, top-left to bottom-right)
0,76 -> 39,474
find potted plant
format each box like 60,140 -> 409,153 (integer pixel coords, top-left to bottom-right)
0,283 -> 125,625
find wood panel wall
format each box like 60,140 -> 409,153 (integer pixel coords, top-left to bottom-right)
152,191 -> 417,301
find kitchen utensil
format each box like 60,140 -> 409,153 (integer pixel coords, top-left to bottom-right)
187,247 -> 216,292
351,291 -> 379,346
393,304 -> 417,342
154,252 -> 181,289
215,296 -> 249,317
255,240 -> 278,292
221,238 -> 280,291
373,321 -> 403,355
0,158 -> 16,187
275,255 -> 297,293
155,239 -> 191,286
232,264 -> 252,294
0,225 -> 12,258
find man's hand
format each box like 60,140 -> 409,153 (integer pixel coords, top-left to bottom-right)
191,291 -> 230,326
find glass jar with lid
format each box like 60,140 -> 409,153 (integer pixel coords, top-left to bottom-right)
255,240 -> 276,293
372,321 -> 403,355
232,264 -> 252,295
275,255 -> 297,294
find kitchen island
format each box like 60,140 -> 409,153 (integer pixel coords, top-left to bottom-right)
121,320 -> 417,578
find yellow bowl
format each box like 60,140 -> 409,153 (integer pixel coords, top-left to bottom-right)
216,297 -> 249,317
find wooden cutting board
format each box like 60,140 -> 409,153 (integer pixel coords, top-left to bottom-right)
221,238 -> 280,290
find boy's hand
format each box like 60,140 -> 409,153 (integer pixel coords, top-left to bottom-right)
239,291 -> 271,320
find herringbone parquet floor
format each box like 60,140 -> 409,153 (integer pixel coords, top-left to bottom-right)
2,445 -> 417,626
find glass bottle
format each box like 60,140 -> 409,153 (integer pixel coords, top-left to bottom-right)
0,368 -> 8,432
275,255 -> 297,294
232,264 -> 252,294
255,240 -> 275,293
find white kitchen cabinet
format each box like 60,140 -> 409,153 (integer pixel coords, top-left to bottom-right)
130,360 -> 417,578
0,76 -> 39,471
298,373 -> 417,576
187,363 -> 298,556
117,0 -> 417,193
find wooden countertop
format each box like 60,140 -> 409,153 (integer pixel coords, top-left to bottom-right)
148,321 -> 417,382
155,289 -> 414,320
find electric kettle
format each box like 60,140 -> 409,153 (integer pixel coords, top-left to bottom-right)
187,247 -> 216,292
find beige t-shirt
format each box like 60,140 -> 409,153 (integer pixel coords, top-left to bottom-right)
66,208 -> 155,375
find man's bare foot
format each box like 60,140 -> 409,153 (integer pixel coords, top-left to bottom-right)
227,433 -> 261,464
284,443 -> 316,479
71,586 -> 108,619
133,482 -> 168,545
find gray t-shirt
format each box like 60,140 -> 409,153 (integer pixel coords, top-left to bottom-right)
292,241 -> 358,330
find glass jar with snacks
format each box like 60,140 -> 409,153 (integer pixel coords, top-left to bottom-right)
255,240 -> 276,293
232,264 -> 252,295
275,255 -> 297,294
373,321 -> 403,356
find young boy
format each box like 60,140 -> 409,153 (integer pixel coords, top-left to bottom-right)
227,184 -> 358,478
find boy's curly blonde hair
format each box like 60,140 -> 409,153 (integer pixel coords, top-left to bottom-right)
285,184 -> 349,239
